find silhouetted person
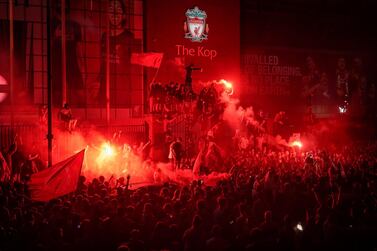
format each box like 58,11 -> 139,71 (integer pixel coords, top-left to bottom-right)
169,137 -> 184,170
58,103 -> 77,132
185,64 -> 201,89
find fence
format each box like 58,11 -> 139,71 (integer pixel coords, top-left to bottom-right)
0,123 -> 148,156
0,124 -> 43,150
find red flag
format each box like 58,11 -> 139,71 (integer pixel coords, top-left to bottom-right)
0,151 -> 11,182
28,150 -> 85,202
131,52 -> 163,68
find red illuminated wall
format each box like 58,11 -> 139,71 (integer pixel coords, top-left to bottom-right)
145,0 -> 240,93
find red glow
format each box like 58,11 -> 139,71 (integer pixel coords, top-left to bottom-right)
95,142 -> 118,170
102,142 -> 115,157
290,140 -> 303,149
218,79 -> 234,95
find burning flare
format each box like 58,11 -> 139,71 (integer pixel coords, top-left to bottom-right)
218,79 -> 234,96
102,142 -> 115,157
290,140 -> 303,149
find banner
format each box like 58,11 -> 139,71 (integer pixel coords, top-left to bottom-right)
241,47 -> 373,117
145,0 -> 240,92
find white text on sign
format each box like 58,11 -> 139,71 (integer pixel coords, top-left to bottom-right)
176,44 -> 217,60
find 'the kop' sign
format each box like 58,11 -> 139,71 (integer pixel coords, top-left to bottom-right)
176,44 -> 217,60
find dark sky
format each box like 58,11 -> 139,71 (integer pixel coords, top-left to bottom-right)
241,0 -> 377,51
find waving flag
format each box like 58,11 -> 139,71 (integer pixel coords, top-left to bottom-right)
0,151 -> 10,182
28,150 -> 85,202
131,52 -> 163,68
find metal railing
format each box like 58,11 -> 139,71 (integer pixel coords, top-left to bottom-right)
0,124 -> 41,150
0,123 -> 148,152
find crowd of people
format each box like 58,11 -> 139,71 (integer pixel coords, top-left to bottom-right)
149,82 -> 196,114
1,64 -> 376,250
149,80 -> 226,122
1,138 -> 377,251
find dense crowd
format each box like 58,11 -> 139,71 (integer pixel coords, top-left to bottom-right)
149,82 -> 226,120
149,82 -> 197,114
1,141 -> 377,251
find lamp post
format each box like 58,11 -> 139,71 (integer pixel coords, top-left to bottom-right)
46,0 -> 53,167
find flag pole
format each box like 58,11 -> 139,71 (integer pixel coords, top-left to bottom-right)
61,0 -> 67,106
106,5 -> 110,134
46,0 -> 53,167
9,0 -> 14,127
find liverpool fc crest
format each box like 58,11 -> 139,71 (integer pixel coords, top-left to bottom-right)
184,6 -> 209,42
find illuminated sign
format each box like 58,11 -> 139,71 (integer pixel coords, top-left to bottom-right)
184,6 -> 209,42
176,44 -> 217,60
